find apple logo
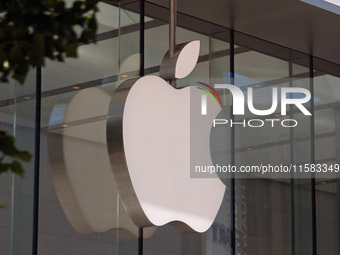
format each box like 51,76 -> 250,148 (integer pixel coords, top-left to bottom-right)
106,40 -> 226,233
48,87 -> 156,239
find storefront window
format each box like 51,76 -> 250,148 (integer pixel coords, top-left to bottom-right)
1,1 -> 340,255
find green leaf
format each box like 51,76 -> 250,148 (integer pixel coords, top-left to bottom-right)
9,45 -> 24,63
0,133 -> 20,155
0,71 -> 9,83
72,1 -> 83,12
0,27 -> 6,40
0,161 -> 24,177
0,49 -> 8,64
65,42 -> 78,58
12,71 -> 26,84
29,33 -> 45,66
44,37 -> 54,59
0,131 -> 29,209
56,53 -> 64,62
0,132 -> 32,162
82,15 -> 97,43
9,160 -> 25,177
55,1 -> 66,12
12,63 -> 29,84
19,151 -> 32,162
85,0 -> 100,11
0,163 -> 11,174
0,0 -> 100,84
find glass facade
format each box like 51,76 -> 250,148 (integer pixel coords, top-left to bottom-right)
1,1 -> 340,255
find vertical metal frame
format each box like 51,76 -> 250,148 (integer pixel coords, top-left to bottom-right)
32,66 -> 41,255
289,61 -> 296,255
289,56 -> 317,255
229,29 -> 236,255
309,56 -> 317,255
139,1 -> 145,254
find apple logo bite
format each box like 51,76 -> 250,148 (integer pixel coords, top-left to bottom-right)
106,40 -> 226,233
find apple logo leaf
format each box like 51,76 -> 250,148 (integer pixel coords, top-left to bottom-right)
159,40 -> 200,81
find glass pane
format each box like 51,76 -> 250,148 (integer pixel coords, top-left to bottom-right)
207,31 -> 232,255
11,70 -> 37,255
314,73 -> 340,254
234,47 -> 292,255
290,60 -> 313,255
38,3 -> 123,255
0,77 -> 16,255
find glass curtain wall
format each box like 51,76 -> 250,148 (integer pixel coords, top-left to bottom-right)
38,2 -> 122,254
1,1 -> 340,255
314,71 -> 340,254
0,70 -> 37,255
